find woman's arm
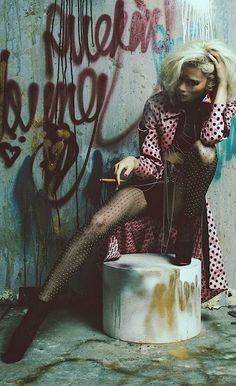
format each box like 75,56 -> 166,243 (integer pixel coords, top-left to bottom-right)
208,50 -> 228,105
200,101 -> 236,145
114,96 -> 164,185
201,50 -> 236,145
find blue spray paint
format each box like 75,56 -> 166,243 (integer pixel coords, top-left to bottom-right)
215,117 -> 236,180
151,24 -> 175,82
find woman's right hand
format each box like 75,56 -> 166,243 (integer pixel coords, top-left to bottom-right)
114,156 -> 139,185
165,151 -> 184,165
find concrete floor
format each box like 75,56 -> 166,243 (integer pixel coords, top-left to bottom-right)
0,297 -> 236,386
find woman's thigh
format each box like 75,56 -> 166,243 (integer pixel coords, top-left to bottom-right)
90,186 -> 148,229
143,181 -> 184,222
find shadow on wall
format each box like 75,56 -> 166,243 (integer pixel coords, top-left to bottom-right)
14,156 -> 56,287
83,150 -> 104,207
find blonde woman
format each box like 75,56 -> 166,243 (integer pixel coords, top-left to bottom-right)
3,39 -> 236,363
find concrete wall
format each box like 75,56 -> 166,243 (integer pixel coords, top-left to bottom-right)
0,0 -> 236,301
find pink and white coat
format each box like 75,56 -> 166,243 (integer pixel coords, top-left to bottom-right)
104,92 -> 236,302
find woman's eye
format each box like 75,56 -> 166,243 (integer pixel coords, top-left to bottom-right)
187,80 -> 199,86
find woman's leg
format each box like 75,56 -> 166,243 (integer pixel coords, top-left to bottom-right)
174,141 -> 217,265
39,186 -> 147,302
2,187 -> 147,363
181,140 -> 217,218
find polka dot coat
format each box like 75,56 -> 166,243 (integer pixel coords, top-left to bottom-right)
105,92 -> 236,302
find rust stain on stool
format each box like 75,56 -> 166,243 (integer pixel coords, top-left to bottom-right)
146,271 -> 179,328
145,270 -> 199,334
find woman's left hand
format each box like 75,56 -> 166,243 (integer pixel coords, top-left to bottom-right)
208,50 -> 228,87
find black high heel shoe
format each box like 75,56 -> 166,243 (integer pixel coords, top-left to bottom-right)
2,299 -> 50,363
173,219 -> 194,266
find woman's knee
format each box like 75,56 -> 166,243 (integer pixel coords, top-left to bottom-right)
88,187 -> 146,232
193,140 -> 217,165
89,211 -> 112,234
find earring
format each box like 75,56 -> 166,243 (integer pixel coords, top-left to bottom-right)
202,91 -> 212,103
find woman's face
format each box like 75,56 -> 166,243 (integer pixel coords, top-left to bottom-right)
177,65 -> 208,103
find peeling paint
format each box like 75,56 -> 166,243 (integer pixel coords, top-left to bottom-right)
0,289 -> 14,302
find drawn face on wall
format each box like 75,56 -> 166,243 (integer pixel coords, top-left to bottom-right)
177,65 -> 208,103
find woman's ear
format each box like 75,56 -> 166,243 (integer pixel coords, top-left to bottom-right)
206,72 -> 217,92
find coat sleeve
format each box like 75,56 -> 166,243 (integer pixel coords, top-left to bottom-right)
200,100 -> 236,145
134,97 -> 164,180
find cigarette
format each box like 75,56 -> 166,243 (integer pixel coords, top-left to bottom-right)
99,178 -> 125,183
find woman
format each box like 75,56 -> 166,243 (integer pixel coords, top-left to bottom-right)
3,39 -> 236,363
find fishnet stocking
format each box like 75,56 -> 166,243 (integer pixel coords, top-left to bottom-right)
176,146 -> 217,219
158,145 -> 217,251
39,145 -> 217,302
39,187 -> 147,302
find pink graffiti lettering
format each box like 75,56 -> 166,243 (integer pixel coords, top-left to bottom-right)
44,0 -> 161,78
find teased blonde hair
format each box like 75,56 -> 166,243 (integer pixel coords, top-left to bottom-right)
160,39 -> 236,103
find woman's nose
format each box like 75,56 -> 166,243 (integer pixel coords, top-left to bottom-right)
179,81 -> 187,92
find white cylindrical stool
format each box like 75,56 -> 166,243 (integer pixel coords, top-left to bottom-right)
103,253 -> 201,343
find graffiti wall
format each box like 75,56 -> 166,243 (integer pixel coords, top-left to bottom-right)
0,0 -> 236,301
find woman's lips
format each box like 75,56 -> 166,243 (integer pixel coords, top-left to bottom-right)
179,93 -> 188,98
